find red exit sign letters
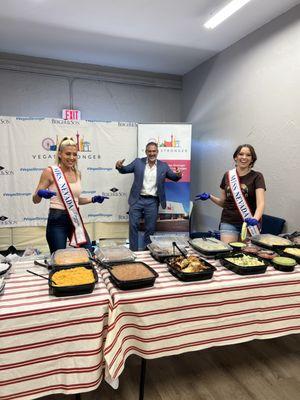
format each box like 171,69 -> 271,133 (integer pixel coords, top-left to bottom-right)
62,109 -> 81,120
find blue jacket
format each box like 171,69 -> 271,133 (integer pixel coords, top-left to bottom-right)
117,157 -> 181,208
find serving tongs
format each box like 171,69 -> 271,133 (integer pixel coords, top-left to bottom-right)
89,256 -> 112,270
34,259 -> 50,269
27,269 -> 57,285
172,241 -> 187,258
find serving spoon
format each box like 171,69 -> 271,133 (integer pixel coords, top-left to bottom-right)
27,269 -> 57,285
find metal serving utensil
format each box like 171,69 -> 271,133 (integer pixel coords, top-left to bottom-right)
27,269 -> 57,285
172,242 -> 187,258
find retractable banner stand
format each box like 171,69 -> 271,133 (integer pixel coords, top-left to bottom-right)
137,123 -> 192,219
0,117 -> 137,227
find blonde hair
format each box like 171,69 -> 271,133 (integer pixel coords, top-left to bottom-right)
55,136 -> 79,176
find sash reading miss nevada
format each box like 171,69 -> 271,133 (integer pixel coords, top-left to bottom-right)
227,168 -> 260,236
51,166 -> 87,246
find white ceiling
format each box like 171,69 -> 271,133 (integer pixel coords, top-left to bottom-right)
0,0 -> 299,75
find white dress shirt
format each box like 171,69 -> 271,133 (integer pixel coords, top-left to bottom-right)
140,160 -> 158,196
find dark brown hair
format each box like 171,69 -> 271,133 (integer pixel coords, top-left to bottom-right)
233,144 -> 257,167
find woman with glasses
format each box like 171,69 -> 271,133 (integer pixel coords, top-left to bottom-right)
33,137 -> 108,254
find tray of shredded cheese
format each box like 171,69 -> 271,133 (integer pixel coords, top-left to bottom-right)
49,265 -> 98,296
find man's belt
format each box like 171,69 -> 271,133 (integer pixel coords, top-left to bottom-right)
140,195 -> 158,199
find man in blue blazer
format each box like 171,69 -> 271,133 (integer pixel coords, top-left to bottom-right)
116,142 -> 182,250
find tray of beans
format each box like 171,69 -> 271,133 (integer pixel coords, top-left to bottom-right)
219,253 -> 268,275
107,261 -> 158,290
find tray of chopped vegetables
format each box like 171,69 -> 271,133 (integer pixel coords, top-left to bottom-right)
220,253 -> 268,275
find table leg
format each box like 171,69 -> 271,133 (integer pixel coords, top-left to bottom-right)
139,358 -> 147,400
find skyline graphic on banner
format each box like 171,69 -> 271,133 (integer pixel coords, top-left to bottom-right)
42,132 -> 91,152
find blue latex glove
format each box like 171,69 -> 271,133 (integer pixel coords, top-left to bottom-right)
37,189 -> 56,199
195,192 -> 210,201
92,195 -> 109,204
245,217 -> 259,226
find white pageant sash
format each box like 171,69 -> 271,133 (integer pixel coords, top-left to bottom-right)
227,168 -> 260,236
51,166 -> 87,246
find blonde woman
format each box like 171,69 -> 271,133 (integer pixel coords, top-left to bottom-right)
33,137 -> 108,253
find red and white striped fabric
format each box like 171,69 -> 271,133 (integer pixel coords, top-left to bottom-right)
103,251 -> 300,380
0,262 -> 111,400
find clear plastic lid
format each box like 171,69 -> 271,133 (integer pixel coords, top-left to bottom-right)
148,243 -> 187,257
190,238 -> 232,252
51,248 -> 91,266
251,234 -> 292,247
150,234 -> 189,248
95,246 -> 135,264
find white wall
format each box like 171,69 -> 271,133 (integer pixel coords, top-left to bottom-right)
183,5 -> 300,233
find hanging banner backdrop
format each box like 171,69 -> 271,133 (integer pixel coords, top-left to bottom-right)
137,123 -> 192,217
0,117 -> 137,227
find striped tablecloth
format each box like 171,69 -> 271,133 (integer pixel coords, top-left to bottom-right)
103,251 -> 300,380
0,261 -> 111,400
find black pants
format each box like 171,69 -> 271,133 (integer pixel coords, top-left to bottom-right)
46,208 -> 92,254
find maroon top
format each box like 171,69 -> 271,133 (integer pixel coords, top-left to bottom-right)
220,170 -> 266,224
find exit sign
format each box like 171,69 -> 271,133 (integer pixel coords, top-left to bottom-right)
62,109 -> 81,120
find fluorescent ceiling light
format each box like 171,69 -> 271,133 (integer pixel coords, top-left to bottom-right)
204,0 -> 251,29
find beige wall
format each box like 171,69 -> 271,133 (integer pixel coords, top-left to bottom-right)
0,223 -> 129,252
183,5 -> 300,233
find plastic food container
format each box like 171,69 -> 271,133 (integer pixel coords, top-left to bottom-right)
189,238 -> 232,255
229,242 -> 247,251
271,256 -> 297,272
48,265 -> 98,297
256,249 -> 277,260
0,262 -> 11,278
107,261 -> 158,290
50,248 -> 92,269
0,276 -> 5,294
147,243 -> 187,262
220,253 -> 268,275
280,247 -> 300,264
95,246 -> 135,264
166,255 -> 216,282
250,234 -> 292,250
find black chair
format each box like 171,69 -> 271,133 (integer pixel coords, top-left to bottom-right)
189,201 -> 216,239
260,214 -> 286,235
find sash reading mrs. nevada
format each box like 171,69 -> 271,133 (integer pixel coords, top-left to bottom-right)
51,165 -> 87,246
227,168 -> 260,236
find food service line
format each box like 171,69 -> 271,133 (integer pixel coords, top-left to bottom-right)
1,244 -> 300,400
101,250 -> 300,400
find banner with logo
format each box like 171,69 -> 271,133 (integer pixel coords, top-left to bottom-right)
138,123 -> 192,217
0,117 -> 137,227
